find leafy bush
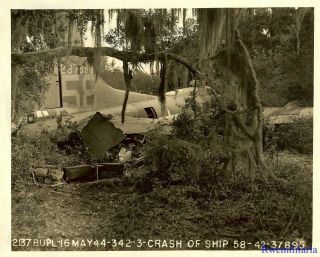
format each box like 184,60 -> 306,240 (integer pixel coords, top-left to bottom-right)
123,167 -> 156,193
198,150 -> 226,187
11,112 -> 84,187
143,134 -> 202,184
265,116 -> 313,154
171,96 -> 220,147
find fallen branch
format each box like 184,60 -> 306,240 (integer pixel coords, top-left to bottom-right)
281,193 -> 303,238
78,177 -> 122,186
30,169 -> 38,185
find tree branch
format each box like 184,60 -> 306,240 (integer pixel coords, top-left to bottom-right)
11,46 -> 203,78
235,28 -> 263,131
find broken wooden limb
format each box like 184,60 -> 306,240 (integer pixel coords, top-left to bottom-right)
30,169 -> 38,185
281,193 -> 303,238
78,177 -> 122,187
51,181 -> 67,187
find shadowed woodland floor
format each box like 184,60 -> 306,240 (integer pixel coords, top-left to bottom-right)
12,152 -> 312,251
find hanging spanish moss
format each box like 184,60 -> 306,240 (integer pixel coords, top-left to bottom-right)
67,19 -> 76,46
91,9 -> 105,47
121,61 -> 132,123
197,9 -> 226,58
84,10 -> 105,80
109,9 -> 145,51
144,14 -> 157,73
196,8 -> 241,59
159,54 -> 168,116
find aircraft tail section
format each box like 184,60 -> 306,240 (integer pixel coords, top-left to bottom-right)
44,55 -> 156,113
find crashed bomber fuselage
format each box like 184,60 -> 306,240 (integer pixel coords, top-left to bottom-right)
22,84 -> 212,137
22,55 -> 212,136
22,55 -> 313,137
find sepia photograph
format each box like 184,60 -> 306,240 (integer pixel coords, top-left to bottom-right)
5,2 -> 316,253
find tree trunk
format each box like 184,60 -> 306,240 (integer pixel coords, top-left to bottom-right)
230,28 -> 284,182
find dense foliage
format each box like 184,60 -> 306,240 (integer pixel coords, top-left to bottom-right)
264,116 -> 313,154
239,8 -> 314,106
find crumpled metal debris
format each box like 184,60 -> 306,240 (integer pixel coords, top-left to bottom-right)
50,169 -> 64,181
118,147 -> 132,163
77,112 -> 125,157
31,166 -> 65,183
63,163 -> 125,182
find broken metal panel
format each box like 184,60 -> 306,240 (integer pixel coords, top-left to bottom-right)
123,133 -> 146,145
63,165 -> 96,182
79,112 -> 125,157
299,107 -> 313,116
97,163 -> 124,179
110,116 -> 158,134
63,163 -> 124,182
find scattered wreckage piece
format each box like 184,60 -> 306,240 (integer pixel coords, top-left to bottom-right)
63,165 -> 96,182
30,166 -> 65,185
27,110 -> 50,123
75,112 -> 161,158
77,112 -> 125,157
123,133 -> 146,145
63,163 -> 125,183
32,160 -> 144,184
264,101 -> 313,128
118,147 -> 132,163
97,163 -> 124,180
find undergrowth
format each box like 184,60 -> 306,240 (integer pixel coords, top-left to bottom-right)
11,100 -> 313,250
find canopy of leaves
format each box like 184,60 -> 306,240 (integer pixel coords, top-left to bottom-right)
11,8 -> 313,123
